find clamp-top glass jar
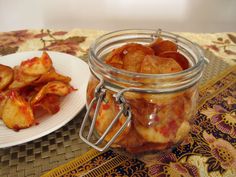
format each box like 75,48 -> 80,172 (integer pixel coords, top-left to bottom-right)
80,29 -> 206,153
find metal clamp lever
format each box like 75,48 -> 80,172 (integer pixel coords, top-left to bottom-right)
79,79 -> 132,152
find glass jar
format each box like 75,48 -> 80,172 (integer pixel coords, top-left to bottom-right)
80,29 -> 206,153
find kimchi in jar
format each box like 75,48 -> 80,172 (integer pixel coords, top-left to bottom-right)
81,29 -> 206,153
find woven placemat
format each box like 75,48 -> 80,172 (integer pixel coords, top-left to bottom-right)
0,50 -> 231,177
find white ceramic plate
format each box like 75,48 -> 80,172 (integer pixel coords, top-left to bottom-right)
0,51 -> 90,148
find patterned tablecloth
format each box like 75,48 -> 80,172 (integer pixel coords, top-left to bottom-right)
0,29 -> 236,177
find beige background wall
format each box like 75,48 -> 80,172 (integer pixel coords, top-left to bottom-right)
0,0 -> 235,32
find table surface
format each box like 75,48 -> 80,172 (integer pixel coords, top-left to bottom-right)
0,29 -> 236,177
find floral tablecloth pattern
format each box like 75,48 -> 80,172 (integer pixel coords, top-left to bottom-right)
0,29 -> 236,65
0,29 -> 236,177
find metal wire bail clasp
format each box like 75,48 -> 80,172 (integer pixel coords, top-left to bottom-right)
79,79 -> 132,152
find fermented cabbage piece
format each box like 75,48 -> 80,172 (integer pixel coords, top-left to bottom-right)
2,91 -> 34,130
133,98 -> 185,143
0,64 -> 14,91
8,66 -> 39,89
0,91 -> 8,118
33,67 -> 71,84
159,51 -> 189,70
174,121 -> 191,143
150,39 -> 177,55
95,92 -> 131,143
30,81 -> 72,105
140,55 -> 182,74
105,43 -> 154,72
33,94 -> 61,115
135,123 -> 170,143
20,51 -> 52,76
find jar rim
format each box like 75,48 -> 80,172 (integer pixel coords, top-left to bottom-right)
89,29 -> 205,80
